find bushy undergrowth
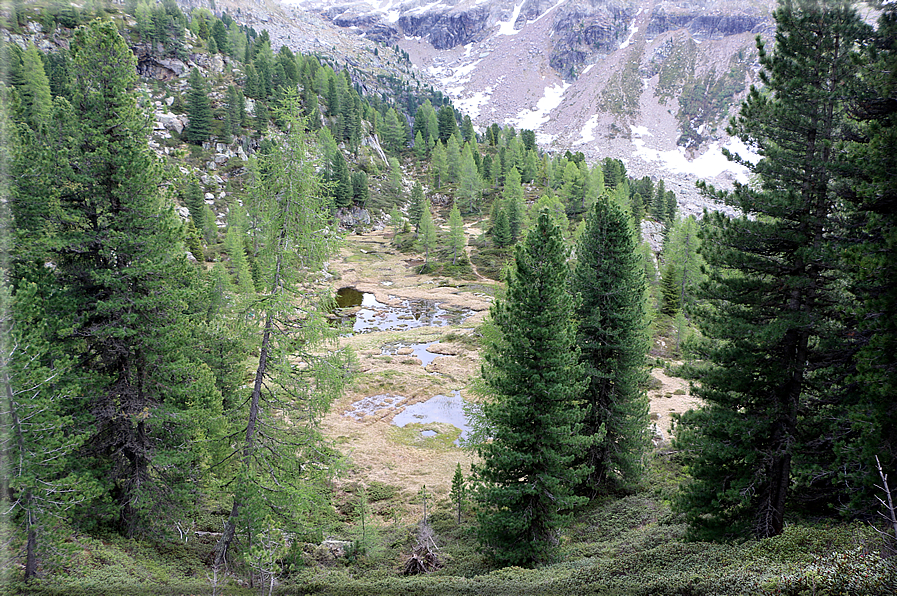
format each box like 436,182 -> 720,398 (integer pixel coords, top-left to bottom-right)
14,456 -> 895,596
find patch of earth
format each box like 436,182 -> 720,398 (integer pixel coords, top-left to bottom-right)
647,366 -> 703,445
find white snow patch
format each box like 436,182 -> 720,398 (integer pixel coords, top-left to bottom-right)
528,0 -> 567,25
455,88 -> 494,120
510,82 -> 570,130
497,2 -> 525,35
582,64 -> 595,75
629,125 -> 653,137
536,131 -> 555,145
619,8 -> 643,49
631,137 -> 758,183
577,115 -> 601,145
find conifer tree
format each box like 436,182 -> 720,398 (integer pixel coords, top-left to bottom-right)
660,262 -> 681,317
571,199 -> 650,496
674,0 -> 870,539
448,200 -> 466,265
461,114 -> 475,143
492,207 -> 511,248
476,210 -> 588,567
418,197 -> 437,269
503,166 -> 526,242
331,150 -> 353,209
14,21 -> 223,537
407,181 -> 425,233
445,134 -> 461,183
430,141 -> 447,189
458,143 -> 480,213
651,179 -> 666,223
17,43 -> 52,129
413,129 -> 427,160
214,92 -> 349,568
835,2 -> 897,514
351,170 -> 369,206
185,67 -> 212,144
450,463 -> 466,524
437,104 -> 458,142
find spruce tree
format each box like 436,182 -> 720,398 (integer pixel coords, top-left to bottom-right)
674,0 -> 869,539
476,210 -> 588,567
185,67 -> 212,144
571,199 -> 650,496
14,21 -> 223,537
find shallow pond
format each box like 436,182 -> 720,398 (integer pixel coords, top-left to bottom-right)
380,341 -> 441,367
392,390 -> 470,445
343,390 -> 472,446
334,287 -> 472,334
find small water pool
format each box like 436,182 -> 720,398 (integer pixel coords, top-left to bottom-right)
333,287 -> 472,334
391,390 -> 470,445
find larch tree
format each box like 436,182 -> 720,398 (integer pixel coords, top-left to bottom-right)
447,199 -> 466,265
407,181 -> 425,234
214,91 -> 351,568
475,209 -> 589,567
674,0 -> 870,539
417,197 -> 437,269
571,199 -> 650,496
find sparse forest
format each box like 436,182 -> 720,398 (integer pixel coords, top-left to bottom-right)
1,0 -> 895,594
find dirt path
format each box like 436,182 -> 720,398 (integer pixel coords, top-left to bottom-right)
463,221 -> 489,281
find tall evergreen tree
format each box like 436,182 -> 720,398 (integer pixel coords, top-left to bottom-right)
14,21 -> 223,537
418,197 -> 437,269
503,166 -> 526,242
476,209 -> 588,567
674,0 -> 870,539
331,150 -> 352,209
16,44 -> 52,129
214,93 -> 349,568
571,199 -> 650,496
833,1 -> 897,516
185,68 -> 212,144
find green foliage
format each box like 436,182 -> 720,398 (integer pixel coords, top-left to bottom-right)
418,197 -> 437,268
213,92 -> 352,568
571,199 -> 650,496
450,463 -> 466,524
184,68 -> 211,144
476,210 -> 589,567
447,200 -> 466,266
675,0 -> 872,540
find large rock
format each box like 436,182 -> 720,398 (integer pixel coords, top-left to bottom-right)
157,112 -> 184,134
337,206 -> 372,229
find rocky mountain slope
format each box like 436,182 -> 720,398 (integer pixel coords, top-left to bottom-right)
284,0 -> 778,212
